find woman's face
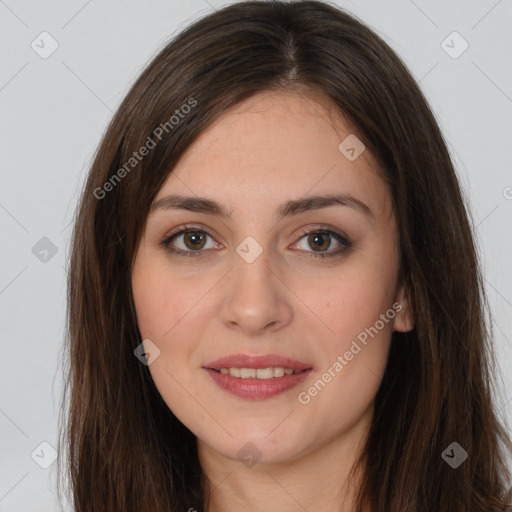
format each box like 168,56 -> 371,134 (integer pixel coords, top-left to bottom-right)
131,90 -> 413,466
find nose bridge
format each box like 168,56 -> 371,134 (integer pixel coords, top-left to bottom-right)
219,238 -> 292,334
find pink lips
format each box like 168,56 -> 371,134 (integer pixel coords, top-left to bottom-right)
202,353 -> 313,401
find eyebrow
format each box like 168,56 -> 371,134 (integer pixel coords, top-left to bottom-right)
149,193 -> 375,222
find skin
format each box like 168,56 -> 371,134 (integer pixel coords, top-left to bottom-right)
131,89 -> 414,512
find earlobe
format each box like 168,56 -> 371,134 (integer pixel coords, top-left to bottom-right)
392,283 -> 415,332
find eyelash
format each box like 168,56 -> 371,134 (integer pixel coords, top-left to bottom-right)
159,223 -> 352,259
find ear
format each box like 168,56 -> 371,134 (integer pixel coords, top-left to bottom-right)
392,282 -> 414,332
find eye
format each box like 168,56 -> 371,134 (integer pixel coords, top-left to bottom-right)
291,226 -> 352,258
160,224 -> 352,258
160,225 -> 220,257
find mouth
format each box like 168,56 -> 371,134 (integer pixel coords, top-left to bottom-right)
206,367 -> 310,378
202,353 -> 313,400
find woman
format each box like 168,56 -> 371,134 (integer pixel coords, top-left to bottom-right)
59,1 -> 512,511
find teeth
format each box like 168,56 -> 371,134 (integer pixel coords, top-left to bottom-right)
240,368 -> 256,378
216,367 -> 304,379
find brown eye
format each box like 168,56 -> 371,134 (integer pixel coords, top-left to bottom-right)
293,227 -> 352,259
183,231 -> 207,250
307,233 -> 331,252
160,226 -> 219,257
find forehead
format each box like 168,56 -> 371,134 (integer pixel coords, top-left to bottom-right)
153,89 -> 392,223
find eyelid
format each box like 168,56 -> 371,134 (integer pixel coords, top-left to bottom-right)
165,223 -> 217,242
294,224 -> 350,245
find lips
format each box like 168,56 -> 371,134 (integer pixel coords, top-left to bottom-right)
204,366 -> 312,400
203,353 -> 313,371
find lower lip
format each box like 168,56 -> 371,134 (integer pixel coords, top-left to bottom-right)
203,368 -> 312,400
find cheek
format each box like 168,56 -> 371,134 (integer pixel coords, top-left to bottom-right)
131,265 -> 201,412
131,275 -> 169,342
132,258 -> 202,340
308,262 -> 396,340
298,257 -> 398,400
295,271 -> 395,429
131,260 -> 217,375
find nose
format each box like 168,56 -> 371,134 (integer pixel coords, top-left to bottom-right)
218,246 -> 293,336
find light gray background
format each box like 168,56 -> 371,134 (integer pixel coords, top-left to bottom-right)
1,0 -> 511,510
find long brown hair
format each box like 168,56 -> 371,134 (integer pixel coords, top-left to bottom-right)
58,1 -> 512,510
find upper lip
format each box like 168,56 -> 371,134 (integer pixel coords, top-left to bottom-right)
204,353 -> 313,371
